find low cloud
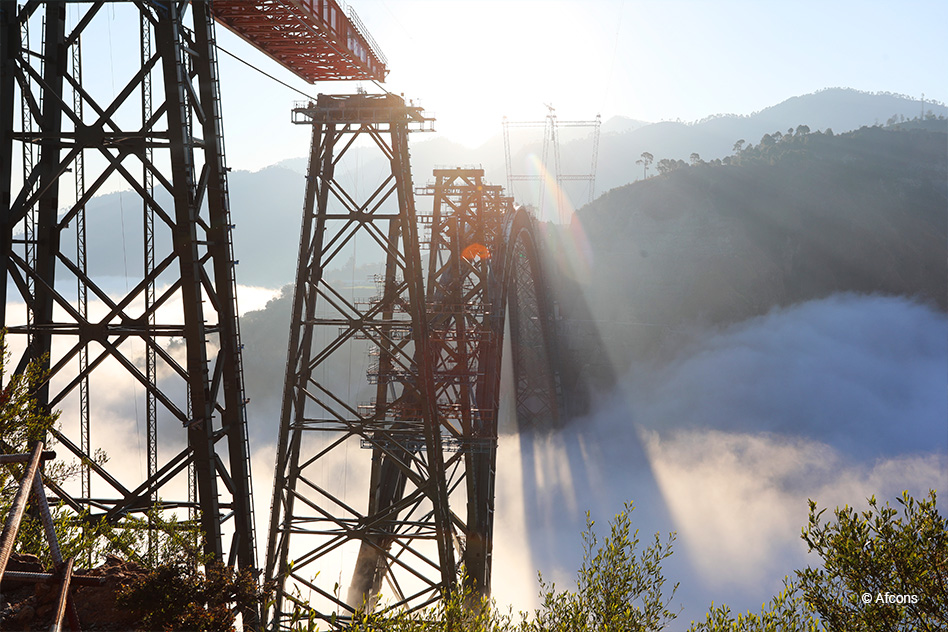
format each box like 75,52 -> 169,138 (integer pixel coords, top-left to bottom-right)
493,294 -> 947,621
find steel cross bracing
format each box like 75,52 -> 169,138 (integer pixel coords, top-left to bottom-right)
265,93 -> 452,628
417,168 -> 508,599
265,96 -> 563,625
0,1 -> 255,575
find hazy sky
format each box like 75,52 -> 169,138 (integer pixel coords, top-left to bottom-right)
208,0 -> 948,169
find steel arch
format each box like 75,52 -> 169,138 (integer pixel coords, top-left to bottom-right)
265,153 -> 561,628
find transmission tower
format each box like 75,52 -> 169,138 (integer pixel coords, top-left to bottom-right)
1,1 -> 254,571
503,107 -> 601,223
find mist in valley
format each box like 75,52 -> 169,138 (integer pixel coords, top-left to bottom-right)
490,292 -> 945,622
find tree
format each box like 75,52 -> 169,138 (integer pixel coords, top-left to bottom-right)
117,546 -> 267,632
689,490 -> 948,632
656,158 -> 686,175
795,125 -> 811,136
689,153 -> 702,166
636,152 -> 654,179
732,139 -> 745,154
335,575 -> 516,632
268,491 -> 946,631
0,334 -> 57,458
523,503 -> 680,632
797,490 -> 948,631
688,579 -> 820,632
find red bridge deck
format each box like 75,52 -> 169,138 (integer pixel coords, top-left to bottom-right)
211,0 -> 388,82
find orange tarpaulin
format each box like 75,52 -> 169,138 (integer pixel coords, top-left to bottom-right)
461,243 -> 491,261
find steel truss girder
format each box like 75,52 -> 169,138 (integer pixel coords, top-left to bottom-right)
0,1 -> 255,579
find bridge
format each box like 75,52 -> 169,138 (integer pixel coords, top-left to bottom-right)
1,2 -> 569,629
265,94 -> 563,627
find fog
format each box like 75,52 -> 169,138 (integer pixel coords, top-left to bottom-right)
490,293 -> 946,624
14,281 -> 945,625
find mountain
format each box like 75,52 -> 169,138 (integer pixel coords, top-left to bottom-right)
552,122 -> 948,389
601,115 -> 651,135
236,121 -> 948,435
77,165 -> 304,288
564,89 -> 947,199
75,88 -> 947,293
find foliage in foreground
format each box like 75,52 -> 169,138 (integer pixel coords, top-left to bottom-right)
797,490 -> 948,631
117,546 -> 267,632
287,490 -> 946,632
689,490 -> 947,632
285,502 -> 678,632
687,579 -> 821,632
522,503 -> 679,632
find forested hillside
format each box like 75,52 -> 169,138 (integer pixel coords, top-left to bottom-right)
554,122 -> 947,387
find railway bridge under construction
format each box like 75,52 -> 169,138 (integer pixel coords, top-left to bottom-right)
1,2 -> 572,629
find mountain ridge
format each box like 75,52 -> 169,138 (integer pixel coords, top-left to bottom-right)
72,88 -> 947,291
550,123 -> 948,394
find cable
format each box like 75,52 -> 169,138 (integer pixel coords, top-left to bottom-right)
109,7 -> 145,479
216,43 -> 397,101
216,44 -> 319,101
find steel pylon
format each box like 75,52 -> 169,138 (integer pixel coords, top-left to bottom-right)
264,93 -> 454,628
264,95 -> 565,624
0,1 -> 255,573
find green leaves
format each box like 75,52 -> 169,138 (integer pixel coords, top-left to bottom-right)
117,546 -> 266,632
688,489 -> 948,632
687,579 -> 821,632
797,490 -> 948,632
0,332 -> 58,461
524,502 -> 680,632
273,491 -> 946,632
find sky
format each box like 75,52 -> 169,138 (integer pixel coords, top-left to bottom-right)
209,0 -> 948,169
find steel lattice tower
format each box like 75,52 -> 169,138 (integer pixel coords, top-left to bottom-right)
264,93 -> 563,624
265,93 -> 451,628
502,108 -> 601,223
0,1 -> 255,571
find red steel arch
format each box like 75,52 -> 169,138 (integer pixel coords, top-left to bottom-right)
265,154 -> 562,628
